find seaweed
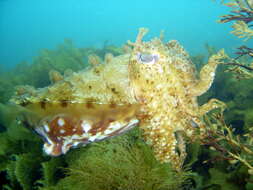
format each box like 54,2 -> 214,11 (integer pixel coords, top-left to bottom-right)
0,39 -> 88,103
185,2 -> 253,186
42,129 -> 188,190
217,0 -> 253,79
0,103 -> 65,190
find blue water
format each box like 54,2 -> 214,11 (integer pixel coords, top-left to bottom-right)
0,0 -> 248,69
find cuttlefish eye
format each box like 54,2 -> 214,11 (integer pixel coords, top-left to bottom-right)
137,53 -> 159,64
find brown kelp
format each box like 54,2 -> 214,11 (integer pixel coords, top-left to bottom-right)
219,0 -> 253,79
183,1 -> 253,189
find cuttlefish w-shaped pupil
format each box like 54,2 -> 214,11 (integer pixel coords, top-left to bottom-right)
140,54 -> 154,62
138,53 -> 159,64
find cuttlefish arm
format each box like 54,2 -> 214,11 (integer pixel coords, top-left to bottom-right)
189,50 -> 227,97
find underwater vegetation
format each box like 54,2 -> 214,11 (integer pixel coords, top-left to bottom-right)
189,0 -> 253,189
43,129 -> 187,190
211,0 -> 253,174
0,39 -> 86,104
0,39 -> 122,104
219,0 -> 253,77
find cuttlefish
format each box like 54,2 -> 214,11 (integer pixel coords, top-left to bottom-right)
11,28 -> 226,170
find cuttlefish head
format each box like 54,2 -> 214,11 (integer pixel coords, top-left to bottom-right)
18,102 -> 140,156
128,29 -> 169,102
128,28 -> 169,78
129,47 -> 165,78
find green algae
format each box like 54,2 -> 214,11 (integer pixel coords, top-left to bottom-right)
43,129 -> 188,190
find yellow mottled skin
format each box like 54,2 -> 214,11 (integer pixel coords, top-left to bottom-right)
128,28 -> 226,169
11,28 -> 227,170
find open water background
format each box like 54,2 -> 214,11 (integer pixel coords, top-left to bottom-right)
0,0 -> 249,69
